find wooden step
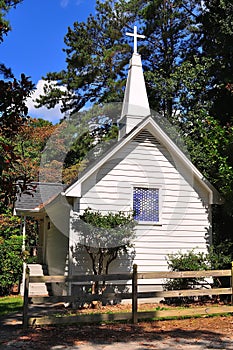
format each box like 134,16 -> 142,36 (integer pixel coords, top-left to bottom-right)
28,264 -> 49,297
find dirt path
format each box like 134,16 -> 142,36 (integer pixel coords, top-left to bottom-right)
1,314 -> 233,349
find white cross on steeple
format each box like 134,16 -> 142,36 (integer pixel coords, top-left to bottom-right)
126,25 -> 145,54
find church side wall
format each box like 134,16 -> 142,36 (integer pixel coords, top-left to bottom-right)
70,132 -> 211,284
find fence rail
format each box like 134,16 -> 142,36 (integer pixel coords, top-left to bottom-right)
23,263 -> 233,329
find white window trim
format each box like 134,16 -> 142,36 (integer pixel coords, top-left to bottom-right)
131,184 -> 163,226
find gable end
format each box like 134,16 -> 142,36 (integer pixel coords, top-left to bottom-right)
133,129 -> 161,146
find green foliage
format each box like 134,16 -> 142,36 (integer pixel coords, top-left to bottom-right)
164,246 -> 233,304
36,0 -> 134,114
36,0 -> 201,119
0,66 -> 34,138
141,0 -> 201,118
72,208 -> 136,293
64,122 -> 118,168
80,208 -> 135,235
164,250 -> 210,304
209,205 -> 233,271
200,0 -> 233,124
0,66 -> 35,210
0,0 -> 23,42
0,235 -> 23,296
183,114 -> 233,197
0,211 -> 39,295
0,116 -> 55,211
38,103 -> 120,184
167,250 -> 210,273
78,208 -> 136,252
0,211 -> 21,238
208,244 -> 232,271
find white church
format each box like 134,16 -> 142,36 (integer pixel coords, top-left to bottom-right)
15,27 -> 221,296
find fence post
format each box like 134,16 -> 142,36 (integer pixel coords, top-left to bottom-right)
132,264 -> 138,324
23,266 -> 29,329
231,262 -> 233,306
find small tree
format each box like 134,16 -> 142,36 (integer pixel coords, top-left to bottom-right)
73,208 -> 136,294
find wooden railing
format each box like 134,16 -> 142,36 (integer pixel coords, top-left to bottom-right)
23,263 -> 233,328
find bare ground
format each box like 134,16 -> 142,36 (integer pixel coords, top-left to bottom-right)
1,303 -> 233,349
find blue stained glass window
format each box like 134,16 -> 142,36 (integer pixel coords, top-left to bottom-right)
133,187 -> 159,222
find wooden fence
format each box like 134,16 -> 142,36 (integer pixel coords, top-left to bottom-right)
23,263 -> 233,328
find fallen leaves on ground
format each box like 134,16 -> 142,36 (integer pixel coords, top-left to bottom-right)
1,303 -> 233,349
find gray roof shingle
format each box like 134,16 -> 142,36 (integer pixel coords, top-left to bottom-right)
15,182 -> 64,211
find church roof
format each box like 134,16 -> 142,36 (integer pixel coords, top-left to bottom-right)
14,182 -> 64,214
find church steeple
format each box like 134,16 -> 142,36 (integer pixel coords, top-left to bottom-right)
119,26 -> 150,139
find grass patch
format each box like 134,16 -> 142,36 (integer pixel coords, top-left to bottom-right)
0,295 -> 23,316
138,312 -> 233,322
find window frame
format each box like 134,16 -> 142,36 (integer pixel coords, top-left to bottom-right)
131,184 -> 163,225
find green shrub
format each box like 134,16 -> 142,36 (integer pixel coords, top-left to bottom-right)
208,244 -> 232,296
0,235 -> 23,296
0,211 -> 39,295
208,243 -> 232,271
164,250 -> 210,305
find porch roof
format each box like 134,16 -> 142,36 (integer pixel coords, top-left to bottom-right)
14,182 -> 64,215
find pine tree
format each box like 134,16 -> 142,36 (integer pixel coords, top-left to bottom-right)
37,0 -> 202,122
199,0 -> 233,124
0,0 -> 23,42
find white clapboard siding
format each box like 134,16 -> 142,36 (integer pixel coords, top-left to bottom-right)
70,129 -> 211,284
134,239 -> 206,248
135,236 -> 206,245
135,230 -> 207,237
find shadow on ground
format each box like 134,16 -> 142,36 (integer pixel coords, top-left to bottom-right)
1,320 -> 233,350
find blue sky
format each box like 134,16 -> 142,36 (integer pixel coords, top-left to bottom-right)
0,0 -> 96,123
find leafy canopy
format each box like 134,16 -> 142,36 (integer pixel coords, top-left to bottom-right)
72,208 -> 136,286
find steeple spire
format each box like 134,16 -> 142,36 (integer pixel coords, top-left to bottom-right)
119,26 -> 150,139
